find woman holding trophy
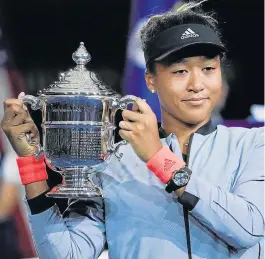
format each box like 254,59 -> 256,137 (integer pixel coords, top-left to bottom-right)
1,1 -> 264,259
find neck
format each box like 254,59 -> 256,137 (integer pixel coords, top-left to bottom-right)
161,108 -> 210,154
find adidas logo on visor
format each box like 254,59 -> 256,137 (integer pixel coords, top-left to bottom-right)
181,28 -> 199,39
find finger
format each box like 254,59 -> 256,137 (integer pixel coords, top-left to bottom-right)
4,98 -> 24,110
26,123 -> 39,142
132,102 -> 140,113
134,98 -> 153,114
2,104 -> 29,122
21,122 -> 39,135
11,112 -> 33,126
2,104 -> 23,122
122,109 -> 143,122
119,120 -> 136,131
9,122 -> 39,137
17,92 -> 28,110
29,130 -> 39,141
119,129 -> 132,142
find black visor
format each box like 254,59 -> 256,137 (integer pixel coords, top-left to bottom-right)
144,23 -> 226,64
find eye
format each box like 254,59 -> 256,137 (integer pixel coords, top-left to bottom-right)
172,70 -> 188,75
203,67 -> 216,72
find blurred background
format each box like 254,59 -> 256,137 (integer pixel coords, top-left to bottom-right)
0,0 -> 263,258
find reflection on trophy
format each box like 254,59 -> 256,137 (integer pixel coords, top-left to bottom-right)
19,42 -> 137,199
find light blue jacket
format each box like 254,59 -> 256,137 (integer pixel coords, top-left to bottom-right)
26,124 -> 264,259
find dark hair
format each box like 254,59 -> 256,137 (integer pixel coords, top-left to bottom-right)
140,1 -> 226,73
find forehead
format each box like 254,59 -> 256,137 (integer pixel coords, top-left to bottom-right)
156,44 -> 222,67
176,55 -> 219,64
156,55 -> 220,71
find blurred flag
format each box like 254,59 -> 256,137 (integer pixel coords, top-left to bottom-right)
123,0 -> 182,121
0,27 -> 25,152
0,27 -> 37,258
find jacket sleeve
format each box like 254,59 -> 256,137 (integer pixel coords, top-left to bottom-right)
178,129 -> 264,250
26,196 -> 106,259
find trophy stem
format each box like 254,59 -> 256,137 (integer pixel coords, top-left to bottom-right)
46,167 -> 102,199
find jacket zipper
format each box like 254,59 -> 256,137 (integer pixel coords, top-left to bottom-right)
184,133 -> 247,258
186,133 -> 194,167
184,132 -> 194,259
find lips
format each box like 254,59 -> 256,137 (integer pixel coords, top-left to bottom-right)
182,97 -> 209,106
183,97 -> 208,101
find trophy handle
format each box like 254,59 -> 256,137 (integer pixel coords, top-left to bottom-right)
18,94 -> 43,111
44,156 -> 64,173
18,94 -> 44,159
109,95 -> 138,160
107,140 -> 127,161
112,95 -> 138,110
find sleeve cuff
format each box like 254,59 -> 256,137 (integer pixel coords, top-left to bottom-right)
184,174 -> 214,203
178,172 -> 217,211
27,190 -> 56,215
177,172 -> 209,210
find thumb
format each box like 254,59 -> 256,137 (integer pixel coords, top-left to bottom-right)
132,98 -> 146,112
132,102 -> 140,113
18,92 -> 25,99
134,98 -> 152,114
18,92 -> 28,111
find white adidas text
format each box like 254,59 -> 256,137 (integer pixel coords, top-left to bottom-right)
181,28 -> 199,39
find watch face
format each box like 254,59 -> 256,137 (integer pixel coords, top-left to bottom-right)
172,170 -> 190,186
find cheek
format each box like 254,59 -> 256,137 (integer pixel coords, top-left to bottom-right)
213,87 -> 224,108
156,77 -> 186,100
208,75 -> 222,101
157,83 -> 182,108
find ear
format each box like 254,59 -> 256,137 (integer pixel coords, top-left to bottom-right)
145,70 -> 156,93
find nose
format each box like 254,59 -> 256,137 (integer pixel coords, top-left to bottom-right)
187,70 -> 205,93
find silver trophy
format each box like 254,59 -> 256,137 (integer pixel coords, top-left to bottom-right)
19,42 -> 137,198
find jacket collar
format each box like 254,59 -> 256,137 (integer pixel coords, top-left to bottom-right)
158,119 -> 216,138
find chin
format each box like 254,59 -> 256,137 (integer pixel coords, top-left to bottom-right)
164,105 -> 212,126
182,119 -> 205,126
179,114 -> 210,126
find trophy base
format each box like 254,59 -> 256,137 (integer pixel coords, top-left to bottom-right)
46,183 -> 103,199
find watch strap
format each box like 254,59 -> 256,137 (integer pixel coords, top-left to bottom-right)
165,166 -> 191,193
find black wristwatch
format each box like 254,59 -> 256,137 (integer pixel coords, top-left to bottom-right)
165,166 -> 192,193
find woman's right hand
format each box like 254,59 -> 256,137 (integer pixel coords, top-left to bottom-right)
1,95 -> 40,157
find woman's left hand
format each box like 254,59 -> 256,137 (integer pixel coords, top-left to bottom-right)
119,98 -> 163,162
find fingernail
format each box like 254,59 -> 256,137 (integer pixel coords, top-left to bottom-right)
17,92 -> 25,99
18,92 -> 25,99
22,104 -> 28,111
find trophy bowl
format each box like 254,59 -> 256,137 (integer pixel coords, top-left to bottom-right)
19,42 -> 137,199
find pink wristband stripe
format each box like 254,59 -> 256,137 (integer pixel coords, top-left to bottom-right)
146,146 -> 185,183
16,155 -> 48,185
